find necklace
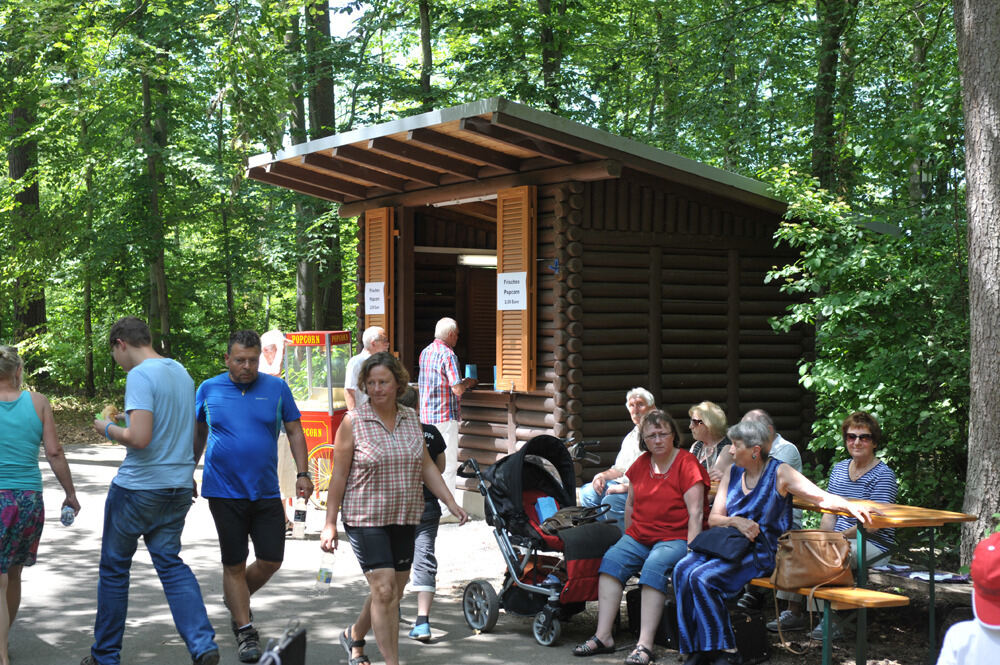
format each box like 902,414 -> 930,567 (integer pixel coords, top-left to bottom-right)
649,449 -> 678,479
849,458 -> 877,482
743,466 -> 764,490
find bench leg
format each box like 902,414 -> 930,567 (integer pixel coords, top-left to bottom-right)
822,600 -> 832,665
927,526 -> 936,665
857,607 -> 868,665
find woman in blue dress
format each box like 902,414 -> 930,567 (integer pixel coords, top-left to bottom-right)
673,419 -> 876,665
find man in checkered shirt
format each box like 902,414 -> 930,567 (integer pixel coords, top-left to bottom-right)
418,317 -> 476,517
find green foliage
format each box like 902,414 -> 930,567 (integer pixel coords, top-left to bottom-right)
764,166 -> 968,520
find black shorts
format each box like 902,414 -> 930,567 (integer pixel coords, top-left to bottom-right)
343,524 -> 417,573
208,497 -> 286,566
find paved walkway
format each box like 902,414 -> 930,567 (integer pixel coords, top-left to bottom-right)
15,443 -> 622,665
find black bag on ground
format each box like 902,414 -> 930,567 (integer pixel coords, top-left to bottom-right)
259,623 -> 306,665
730,610 -> 769,665
625,587 -> 678,649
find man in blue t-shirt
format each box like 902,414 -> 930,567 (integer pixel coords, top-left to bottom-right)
86,316 -> 219,665
194,330 -> 313,664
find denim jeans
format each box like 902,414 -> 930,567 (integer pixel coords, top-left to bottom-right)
578,479 -> 627,533
90,483 -> 216,664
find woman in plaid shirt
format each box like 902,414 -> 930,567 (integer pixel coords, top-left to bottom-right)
320,352 -> 468,665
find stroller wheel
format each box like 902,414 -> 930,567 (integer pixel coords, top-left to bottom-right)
532,610 -> 562,646
462,579 -> 500,633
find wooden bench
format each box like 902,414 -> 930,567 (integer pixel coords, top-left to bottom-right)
750,577 -> 910,665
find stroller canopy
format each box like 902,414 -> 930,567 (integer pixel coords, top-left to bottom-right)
482,435 -> 577,523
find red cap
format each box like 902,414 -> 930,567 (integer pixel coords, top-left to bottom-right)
971,532 -> 1000,628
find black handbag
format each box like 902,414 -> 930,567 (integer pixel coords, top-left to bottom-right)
688,526 -> 754,562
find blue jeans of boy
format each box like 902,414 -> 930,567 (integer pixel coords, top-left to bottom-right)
89,483 -> 216,664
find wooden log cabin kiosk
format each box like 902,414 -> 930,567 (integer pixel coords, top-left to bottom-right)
247,97 -> 812,498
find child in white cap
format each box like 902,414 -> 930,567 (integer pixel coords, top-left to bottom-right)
936,531 -> 1000,664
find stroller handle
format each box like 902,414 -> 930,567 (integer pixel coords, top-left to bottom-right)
566,438 -> 602,465
458,458 -> 480,478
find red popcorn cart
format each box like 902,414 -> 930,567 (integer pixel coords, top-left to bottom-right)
284,330 -> 352,505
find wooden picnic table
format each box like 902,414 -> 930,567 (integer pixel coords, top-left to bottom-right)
792,498 -> 976,664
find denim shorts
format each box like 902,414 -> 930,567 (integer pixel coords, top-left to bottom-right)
598,534 -> 688,594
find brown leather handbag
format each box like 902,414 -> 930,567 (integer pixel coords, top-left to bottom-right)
770,529 -> 854,590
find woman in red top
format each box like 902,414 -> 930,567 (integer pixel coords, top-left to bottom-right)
573,410 -> 710,665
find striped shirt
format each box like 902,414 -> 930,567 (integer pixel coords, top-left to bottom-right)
417,339 -> 461,424
341,402 -> 424,527
826,458 -> 898,552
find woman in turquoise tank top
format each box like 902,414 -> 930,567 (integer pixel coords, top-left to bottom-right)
0,346 -> 79,665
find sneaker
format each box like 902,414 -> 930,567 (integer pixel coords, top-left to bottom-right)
193,649 -> 221,665
408,622 -> 432,642
766,609 -> 807,632
809,622 -> 845,641
80,657 -> 97,665
236,625 -> 262,663
230,608 -> 255,638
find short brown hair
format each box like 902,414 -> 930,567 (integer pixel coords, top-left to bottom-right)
109,316 -> 151,348
841,411 -> 883,448
358,351 -> 410,398
638,410 -> 681,452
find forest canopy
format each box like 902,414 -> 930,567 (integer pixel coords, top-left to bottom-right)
2,1 -> 971,530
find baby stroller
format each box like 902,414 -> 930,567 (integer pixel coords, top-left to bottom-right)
458,435 -> 622,646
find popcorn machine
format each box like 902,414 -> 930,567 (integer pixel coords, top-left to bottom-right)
283,331 -> 351,503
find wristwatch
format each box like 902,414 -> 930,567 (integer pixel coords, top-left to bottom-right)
296,471 -> 311,479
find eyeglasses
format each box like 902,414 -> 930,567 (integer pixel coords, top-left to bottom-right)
644,432 -> 674,441
689,418 -> 704,426
846,433 -> 873,442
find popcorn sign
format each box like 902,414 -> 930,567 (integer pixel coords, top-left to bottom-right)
497,272 -> 527,311
365,282 -> 385,315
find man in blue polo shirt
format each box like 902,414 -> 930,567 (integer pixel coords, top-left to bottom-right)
194,330 -> 313,663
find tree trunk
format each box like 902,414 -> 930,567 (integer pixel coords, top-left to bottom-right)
8,105 -> 46,341
811,0 -> 855,190
140,40 -> 171,356
419,0 -> 433,110
81,113 -> 95,397
305,0 -> 336,138
536,0 -> 563,112
217,103 -> 236,333
954,0 -> 1000,564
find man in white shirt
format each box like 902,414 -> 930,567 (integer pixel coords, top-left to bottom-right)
344,326 -> 388,410
578,387 -> 655,533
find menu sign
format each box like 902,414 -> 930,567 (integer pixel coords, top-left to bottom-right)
497,272 -> 527,311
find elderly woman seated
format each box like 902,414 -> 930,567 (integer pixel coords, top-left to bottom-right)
687,401 -> 730,482
767,411 -> 898,639
672,420 -> 877,665
578,388 -> 656,532
572,410 -> 710,665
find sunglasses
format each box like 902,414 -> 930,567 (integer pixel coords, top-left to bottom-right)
690,418 -> 704,426
846,433 -> 873,442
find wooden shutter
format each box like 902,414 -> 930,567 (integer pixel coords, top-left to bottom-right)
495,186 -> 536,391
364,207 -> 394,348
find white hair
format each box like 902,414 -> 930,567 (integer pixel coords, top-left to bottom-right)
362,326 -> 385,350
625,387 -> 655,406
434,317 -> 458,340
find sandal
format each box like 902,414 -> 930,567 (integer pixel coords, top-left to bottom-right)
624,645 -> 655,665
573,635 -> 615,657
340,626 -> 370,665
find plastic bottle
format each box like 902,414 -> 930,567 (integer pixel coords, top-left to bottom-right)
292,497 -> 307,539
313,550 -> 336,595
60,506 -> 75,526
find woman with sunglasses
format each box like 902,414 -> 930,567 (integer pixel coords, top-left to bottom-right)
687,401 -> 729,482
767,411 -> 898,640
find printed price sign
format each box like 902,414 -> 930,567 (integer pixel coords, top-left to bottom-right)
365,282 -> 385,315
497,272 -> 527,310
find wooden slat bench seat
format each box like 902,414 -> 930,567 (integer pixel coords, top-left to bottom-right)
749,577 -> 909,665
